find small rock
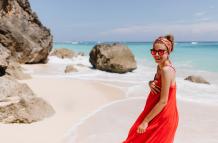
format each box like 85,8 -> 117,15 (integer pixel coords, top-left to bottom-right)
76,64 -> 86,67
184,75 -> 210,84
50,48 -> 77,59
78,52 -> 85,56
64,65 -> 78,73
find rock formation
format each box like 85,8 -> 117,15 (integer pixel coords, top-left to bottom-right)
0,44 -> 10,76
0,0 -> 54,123
50,48 -> 77,59
5,61 -> 31,79
0,0 -> 53,64
0,76 -> 55,123
89,43 -> 137,73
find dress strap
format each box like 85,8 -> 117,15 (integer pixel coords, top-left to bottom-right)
167,60 -> 176,72
167,64 -> 176,72
154,63 -> 176,80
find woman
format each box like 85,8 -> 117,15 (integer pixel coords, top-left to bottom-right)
122,35 -> 179,143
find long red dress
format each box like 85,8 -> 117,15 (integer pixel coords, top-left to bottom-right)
122,65 -> 179,143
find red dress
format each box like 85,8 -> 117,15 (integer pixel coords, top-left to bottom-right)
122,65 -> 179,143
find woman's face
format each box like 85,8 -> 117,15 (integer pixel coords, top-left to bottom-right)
151,43 -> 169,64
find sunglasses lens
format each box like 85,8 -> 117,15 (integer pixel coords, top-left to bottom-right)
151,50 -> 156,55
150,49 -> 166,56
158,50 -> 165,55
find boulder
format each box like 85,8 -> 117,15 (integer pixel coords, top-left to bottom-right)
64,64 -> 78,73
0,44 -> 10,76
89,43 -> 137,73
0,76 -> 55,123
50,48 -> 77,59
0,0 -> 53,64
0,44 -> 10,67
184,75 -> 210,84
0,44 -> 31,79
0,0 -> 54,124
5,61 -> 31,80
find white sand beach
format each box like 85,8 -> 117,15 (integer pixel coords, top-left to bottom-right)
68,98 -> 218,143
0,77 -> 125,143
1,0 -> 218,143
1,72 -> 218,143
0,51 -> 218,143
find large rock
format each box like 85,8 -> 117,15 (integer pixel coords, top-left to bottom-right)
0,44 -> 31,79
5,61 -> 31,80
89,43 -> 137,73
184,75 -> 210,84
0,0 -> 53,64
0,44 -> 10,67
0,44 -> 10,76
50,48 -> 77,59
0,76 -> 55,123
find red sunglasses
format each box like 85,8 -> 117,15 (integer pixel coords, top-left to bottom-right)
150,49 -> 167,56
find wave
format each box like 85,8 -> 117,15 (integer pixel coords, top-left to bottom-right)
71,42 -> 79,44
23,55 -> 218,105
191,42 -> 198,45
64,97 -> 145,143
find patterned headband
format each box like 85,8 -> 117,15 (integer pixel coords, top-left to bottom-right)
153,37 -> 173,53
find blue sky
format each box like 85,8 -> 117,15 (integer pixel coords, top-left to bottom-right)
29,0 -> 218,42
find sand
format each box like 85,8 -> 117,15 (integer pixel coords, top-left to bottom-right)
66,97 -> 218,143
1,70 -> 218,143
0,77 -> 125,143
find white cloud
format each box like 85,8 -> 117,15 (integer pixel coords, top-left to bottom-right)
197,17 -> 211,22
209,5 -> 215,9
102,22 -> 218,34
99,22 -> 218,40
194,11 -> 207,17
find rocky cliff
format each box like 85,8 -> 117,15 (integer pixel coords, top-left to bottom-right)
0,0 -> 53,64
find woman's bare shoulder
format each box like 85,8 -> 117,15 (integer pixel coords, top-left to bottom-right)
160,66 -> 175,78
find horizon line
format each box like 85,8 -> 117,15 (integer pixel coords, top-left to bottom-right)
54,41 -> 218,43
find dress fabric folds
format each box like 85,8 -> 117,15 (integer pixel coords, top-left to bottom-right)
122,65 -> 179,143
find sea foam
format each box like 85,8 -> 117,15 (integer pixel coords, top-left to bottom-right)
23,55 -> 218,104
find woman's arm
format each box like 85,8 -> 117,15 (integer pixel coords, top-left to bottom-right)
149,66 -> 161,94
143,66 -> 172,123
154,65 -> 160,80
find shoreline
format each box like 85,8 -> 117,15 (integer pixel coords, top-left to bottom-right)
66,97 -> 218,143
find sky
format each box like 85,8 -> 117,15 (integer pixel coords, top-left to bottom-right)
29,0 -> 218,42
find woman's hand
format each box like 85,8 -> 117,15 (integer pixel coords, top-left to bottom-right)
137,121 -> 148,134
149,80 -> 161,94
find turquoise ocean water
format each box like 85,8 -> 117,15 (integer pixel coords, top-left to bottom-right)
50,42 -> 218,104
54,41 -> 218,73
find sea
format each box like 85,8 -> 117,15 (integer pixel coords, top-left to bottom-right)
47,41 -> 218,104
24,41 -> 218,104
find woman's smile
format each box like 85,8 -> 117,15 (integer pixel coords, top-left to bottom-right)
154,56 -> 161,62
